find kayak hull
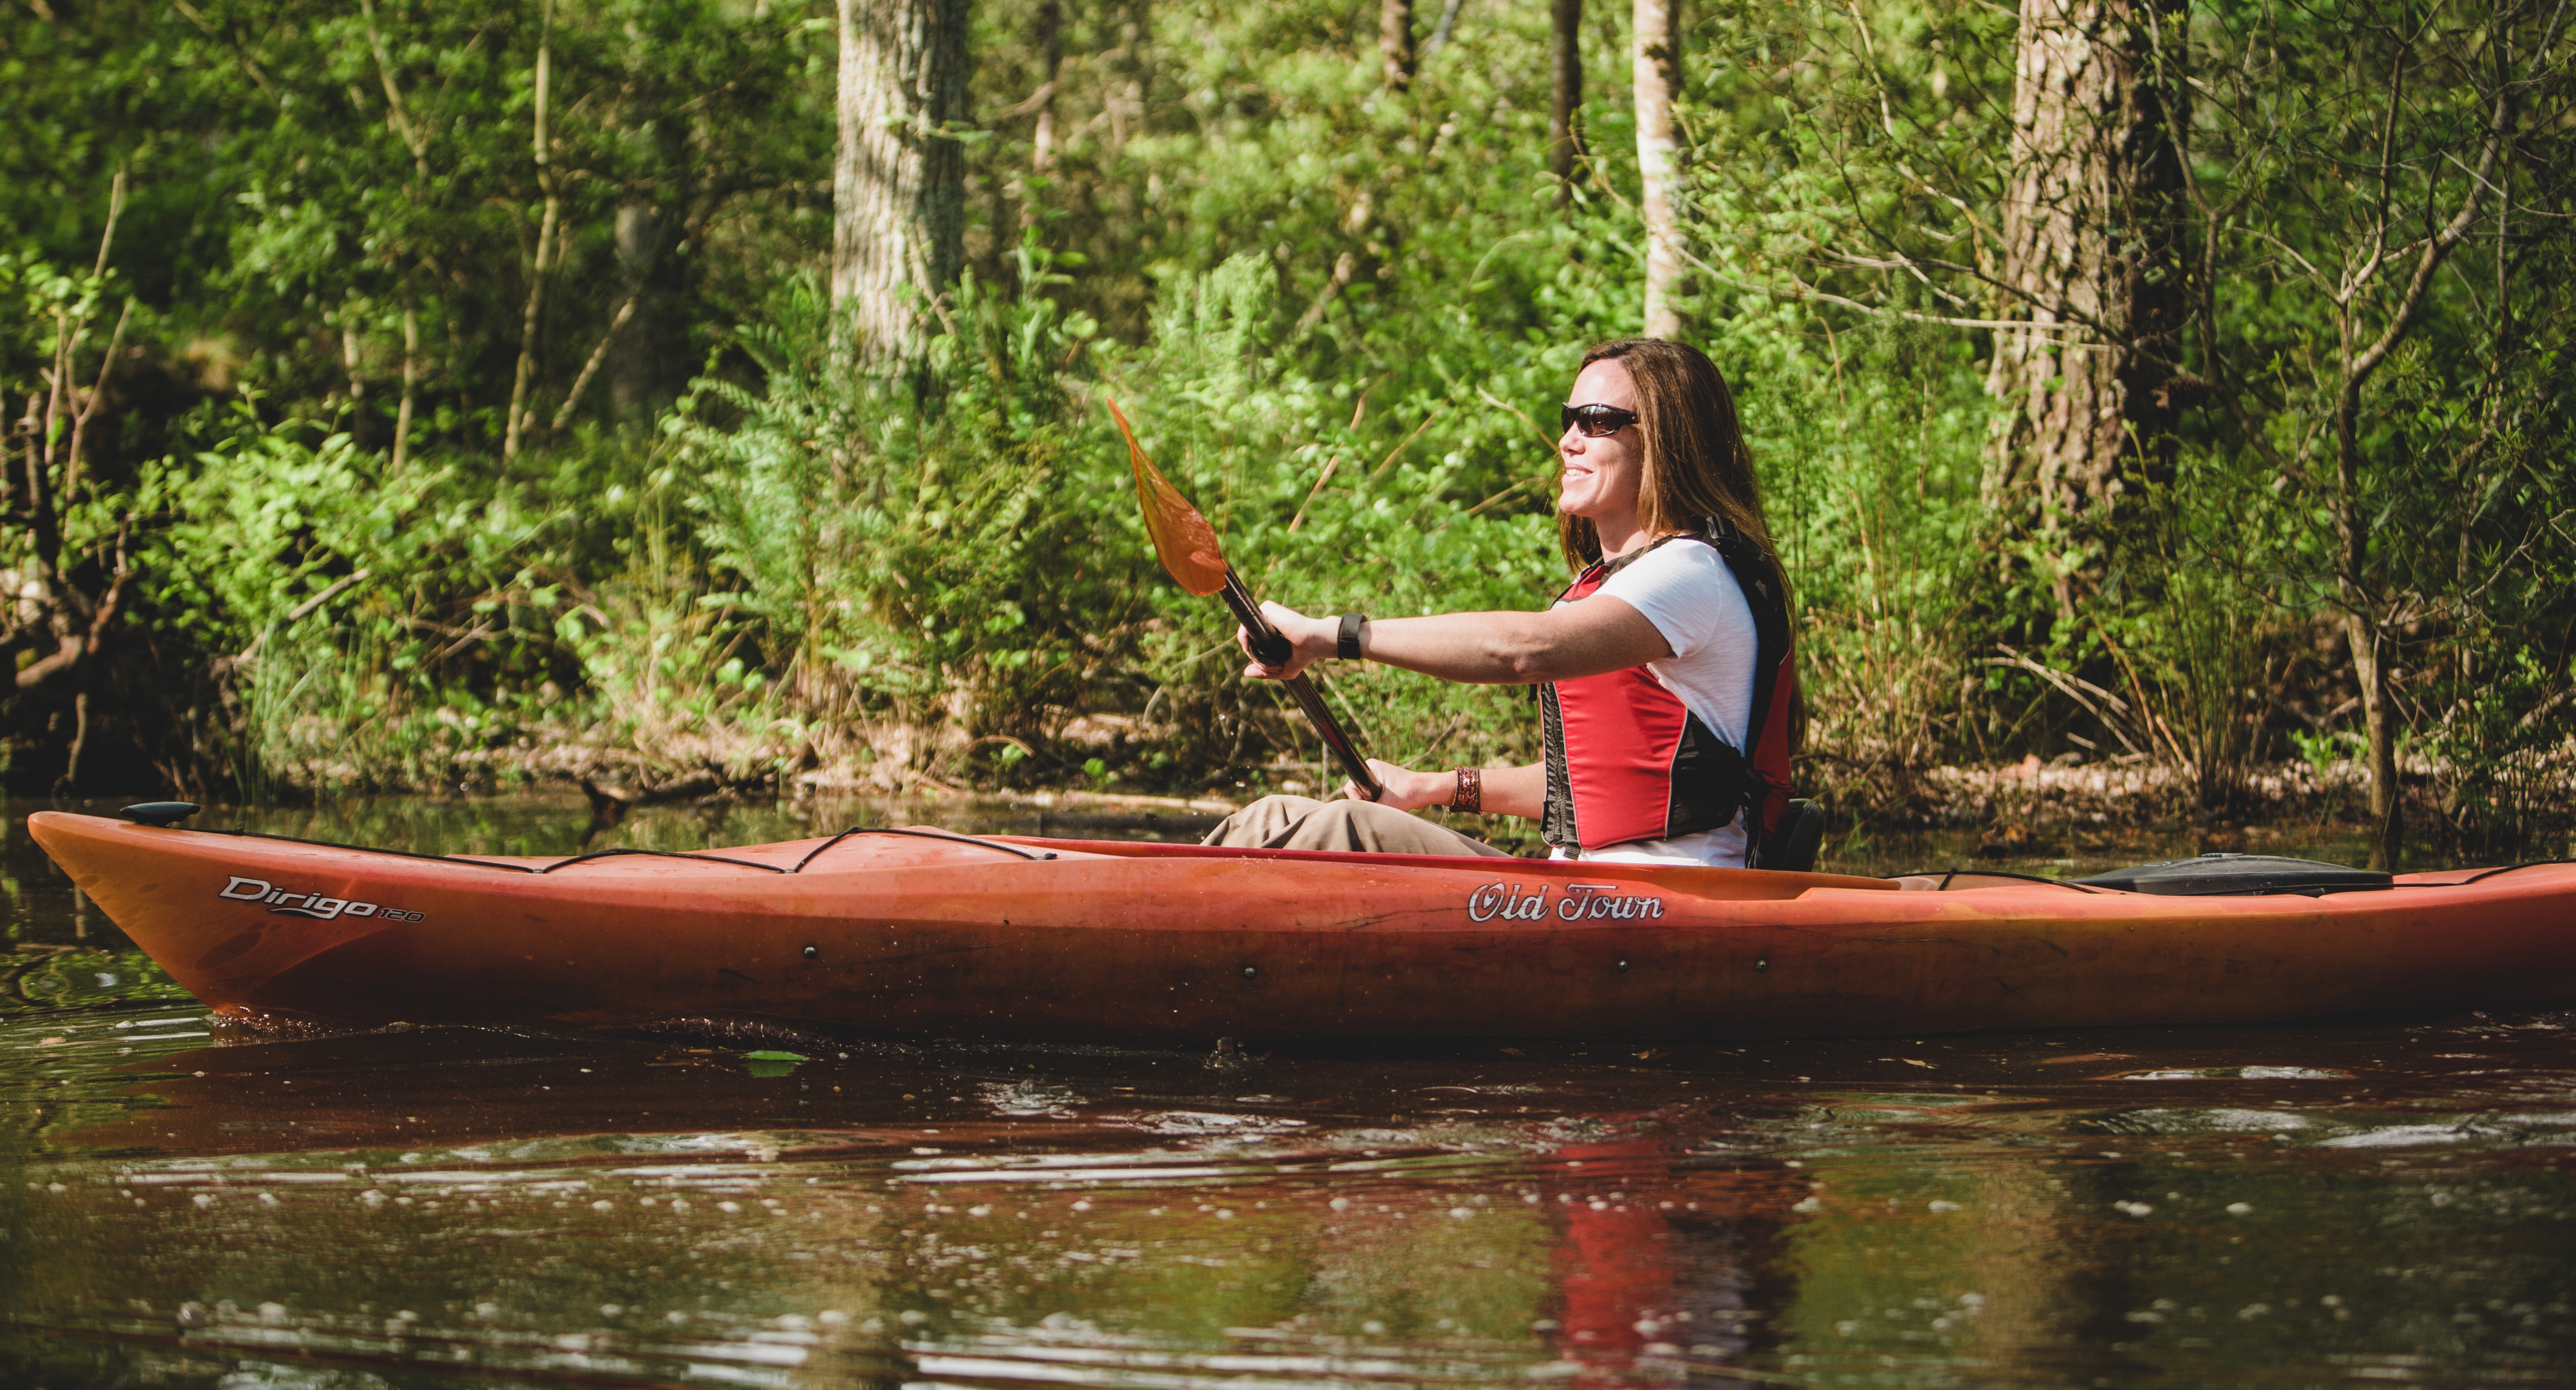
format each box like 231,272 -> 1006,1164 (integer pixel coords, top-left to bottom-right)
28,811 -> 2576,1042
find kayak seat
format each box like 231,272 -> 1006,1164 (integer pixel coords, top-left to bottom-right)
1757,798 -> 1826,873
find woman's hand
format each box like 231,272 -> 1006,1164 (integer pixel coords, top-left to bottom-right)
1237,601 -> 1339,680
1342,759 -> 1455,811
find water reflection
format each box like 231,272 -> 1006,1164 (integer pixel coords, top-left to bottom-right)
5,1006 -> 2574,1389
4,796 -> 2574,1388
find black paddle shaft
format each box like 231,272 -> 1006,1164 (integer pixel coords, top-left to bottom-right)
1218,571 -> 1385,802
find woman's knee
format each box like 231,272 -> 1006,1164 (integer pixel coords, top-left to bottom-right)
1203,794 -> 1325,847
1309,799 -> 1419,833
1303,798 -> 1487,853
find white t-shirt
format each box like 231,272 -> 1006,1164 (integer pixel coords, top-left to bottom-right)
1549,540 -> 1758,867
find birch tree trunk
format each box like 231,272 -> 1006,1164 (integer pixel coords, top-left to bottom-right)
339,311 -> 367,447
1030,0 -> 1063,177
361,0 -> 427,468
1633,0 -> 1682,339
392,305 -> 417,470
1983,0 -> 2183,558
1014,0 -> 1064,232
503,0 -> 559,463
1549,0 -> 1583,205
1381,0 -> 1416,92
831,0 -> 971,368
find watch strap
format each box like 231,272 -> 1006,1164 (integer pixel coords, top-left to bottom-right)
1336,612 -> 1366,661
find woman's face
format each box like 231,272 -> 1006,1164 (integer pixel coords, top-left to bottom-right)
1557,358 -> 1644,525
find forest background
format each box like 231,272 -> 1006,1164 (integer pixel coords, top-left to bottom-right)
3,0 -> 2571,869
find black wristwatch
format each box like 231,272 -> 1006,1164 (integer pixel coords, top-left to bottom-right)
1337,612 -> 1366,661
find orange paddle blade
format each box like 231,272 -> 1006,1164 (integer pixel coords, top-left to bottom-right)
1107,397 -> 1229,598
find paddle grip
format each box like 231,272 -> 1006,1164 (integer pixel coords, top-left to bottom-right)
1220,573 -> 1294,667
1219,571 -> 1384,802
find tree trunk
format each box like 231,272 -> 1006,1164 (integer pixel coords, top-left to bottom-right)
1633,0 -> 1682,338
1015,0 -> 1064,233
392,304 -> 417,470
831,0 -> 971,368
613,116 -> 690,428
1549,0 -> 1583,204
1423,0 -> 1463,56
1380,0 -> 1415,92
2313,33 -> 2504,870
2341,609 -> 2402,869
1983,0 -> 2184,553
504,0 -> 558,464
1031,0 -> 1063,177
339,313 -> 367,448
610,201 -> 667,424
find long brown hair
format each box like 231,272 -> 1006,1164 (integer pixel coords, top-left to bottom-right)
1558,338 -> 1777,573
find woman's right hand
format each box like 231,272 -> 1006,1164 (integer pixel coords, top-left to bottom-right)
1343,759 -> 1456,811
1237,601 -> 1336,680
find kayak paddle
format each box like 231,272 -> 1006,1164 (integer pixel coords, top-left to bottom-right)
1106,398 -> 1384,802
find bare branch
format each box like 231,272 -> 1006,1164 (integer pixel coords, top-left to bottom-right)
360,0 -> 431,172
2349,84 -> 2510,386
89,170 -> 126,280
169,0 -> 278,103
62,298 -> 132,501
237,569 -> 378,663
550,296 -> 638,434
1674,242 -> 2091,339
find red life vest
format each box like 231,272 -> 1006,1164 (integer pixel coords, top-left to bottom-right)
1539,521 -> 1797,857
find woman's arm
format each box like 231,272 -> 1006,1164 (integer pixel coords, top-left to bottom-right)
1243,595 -> 1669,685
1247,595 -> 1652,821
1354,759 -> 1546,817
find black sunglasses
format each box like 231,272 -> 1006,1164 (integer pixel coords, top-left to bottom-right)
1560,403 -> 1640,437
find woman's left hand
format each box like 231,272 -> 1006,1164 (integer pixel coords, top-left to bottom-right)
1237,601 -> 1338,680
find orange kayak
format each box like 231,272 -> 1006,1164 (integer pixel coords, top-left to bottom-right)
28,809 -> 2576,1042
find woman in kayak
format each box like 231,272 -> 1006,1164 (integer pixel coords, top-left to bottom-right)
1202,336 -> 1798,866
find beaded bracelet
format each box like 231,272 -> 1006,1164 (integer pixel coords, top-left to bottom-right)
1449,766 -> 1482,814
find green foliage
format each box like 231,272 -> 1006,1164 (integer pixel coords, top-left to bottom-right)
1658,0 -> 2576,833
669,243 -> 1573,789
144,399 -> 699,793
681,257 -> 1119,735
1711,306 -> 1993,805
2,0 -> 826,448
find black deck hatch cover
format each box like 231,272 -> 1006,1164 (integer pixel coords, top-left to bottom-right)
2072,853 -> 2393,897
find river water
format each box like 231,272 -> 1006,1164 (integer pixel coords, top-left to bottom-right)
3,796 -> 2571,1389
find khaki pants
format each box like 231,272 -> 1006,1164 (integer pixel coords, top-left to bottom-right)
1201,794 -> 1511,857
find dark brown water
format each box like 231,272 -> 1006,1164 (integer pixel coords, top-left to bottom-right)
4,797 -> 2572,1389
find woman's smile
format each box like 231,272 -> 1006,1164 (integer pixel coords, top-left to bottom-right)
1557,358 -> 1645,534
